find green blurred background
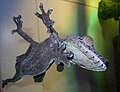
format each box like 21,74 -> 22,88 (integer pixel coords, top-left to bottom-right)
0,0 -> 118,92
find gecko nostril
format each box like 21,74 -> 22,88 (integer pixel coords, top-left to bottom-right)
99,57 -> 109,67
104,59 -> 109,67
100,57 -> 105,61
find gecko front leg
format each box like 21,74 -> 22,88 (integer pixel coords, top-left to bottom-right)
50,39 -> 74,69
12,15 -> 36,44
35,2 -> 55,33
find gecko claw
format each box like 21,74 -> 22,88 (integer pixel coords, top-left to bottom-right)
13,16 -> 16,20
2,80 -> 7,88
47,9 -> 53,14
39,3 -> 43,9
11,30 -> 17,35
35,12 -> 39,16
18,15 -> 22,19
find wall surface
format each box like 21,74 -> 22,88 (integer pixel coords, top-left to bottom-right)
0,0 -> 118,92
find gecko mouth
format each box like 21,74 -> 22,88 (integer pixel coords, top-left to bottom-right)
94,52 -> 109,68
84,44 -> 109,68
80,42 -> 108,68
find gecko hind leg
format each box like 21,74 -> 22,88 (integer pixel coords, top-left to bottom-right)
33,72 -> 46,83
2,63 -> 22,88
33,61 -> 54,83
57,62 -> 64,72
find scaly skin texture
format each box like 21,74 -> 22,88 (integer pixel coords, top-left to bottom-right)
64,34 -> 109,71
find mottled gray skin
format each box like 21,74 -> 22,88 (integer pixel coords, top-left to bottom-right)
2,3 -> 73,88
18,38 -> 55,75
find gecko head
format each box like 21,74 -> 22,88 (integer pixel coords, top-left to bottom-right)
64,34 -> 109,71
80,36 -> 109,69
